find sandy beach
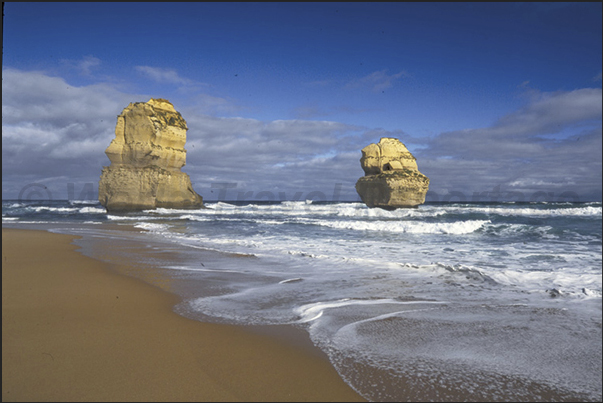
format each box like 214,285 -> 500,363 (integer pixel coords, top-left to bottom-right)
2,228 -> 365,402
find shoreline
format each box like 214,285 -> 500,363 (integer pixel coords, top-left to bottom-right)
2,228 -> 366,401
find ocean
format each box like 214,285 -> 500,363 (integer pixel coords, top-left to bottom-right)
3,199 -> 602,401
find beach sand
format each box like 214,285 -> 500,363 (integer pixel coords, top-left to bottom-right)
2,228 -> 365,402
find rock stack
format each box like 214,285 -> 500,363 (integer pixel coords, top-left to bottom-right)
355,137 -> 429,209
98,99 -> 204,212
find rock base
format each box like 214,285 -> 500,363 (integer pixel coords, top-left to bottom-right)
356,171 -> 429,209
99,166 -> 203,212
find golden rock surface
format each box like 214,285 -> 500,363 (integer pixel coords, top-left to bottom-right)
99,99 -> 204,212
356,137 -> 429,209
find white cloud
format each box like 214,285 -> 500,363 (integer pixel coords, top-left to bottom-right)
417,88 -> 602,201
1,68 -> 131,126
61,55 -> 101,76
78,55 -> 101,76
2,68 -> 601,202
345,69 -> 409,92
424,88 -> 602,160
135,65 -> 195,86
2,68 -> 136,196
184,115 -> 365,178
175,112 -> 375,200
491,88 -> 602,137
1,68 -> 369,200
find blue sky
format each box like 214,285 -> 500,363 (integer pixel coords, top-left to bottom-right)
3,2 -> 602,202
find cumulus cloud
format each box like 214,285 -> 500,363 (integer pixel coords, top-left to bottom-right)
345,69 -> 410,92
2,68 -> 135,197
135,65 -> 196,86
181,114 -> 370,200
2,68 -> 601,202
1,68 -> 134,126
1,68 -> 369,200
423,88 -> 601,158
61,55 -> 101,76
417,88 -> 602,201
492,88 -> 602,136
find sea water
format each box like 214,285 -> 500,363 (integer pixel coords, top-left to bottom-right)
3,200 -> 602,401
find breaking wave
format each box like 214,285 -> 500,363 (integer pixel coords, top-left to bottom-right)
303,218 -> 490,234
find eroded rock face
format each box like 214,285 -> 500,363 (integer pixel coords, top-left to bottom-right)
355,137 -> 429,209
99,99 -> 204,212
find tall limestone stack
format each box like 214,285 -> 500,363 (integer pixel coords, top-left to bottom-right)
355,137 -> 429,209
98,98 -> 204,212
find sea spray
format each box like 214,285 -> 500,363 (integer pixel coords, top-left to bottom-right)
3,199 -> 601,401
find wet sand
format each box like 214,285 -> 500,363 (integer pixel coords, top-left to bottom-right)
2,228 -> 366,402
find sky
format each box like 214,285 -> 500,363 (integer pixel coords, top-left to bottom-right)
2,2 -> 602,202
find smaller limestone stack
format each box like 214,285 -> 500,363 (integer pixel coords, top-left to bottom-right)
355,137 -> 429,209
98,99 -> 204,212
